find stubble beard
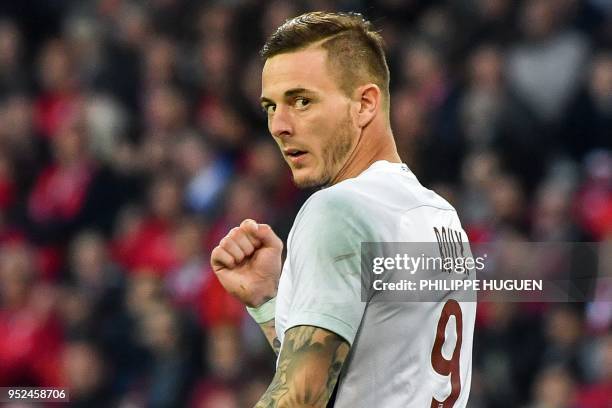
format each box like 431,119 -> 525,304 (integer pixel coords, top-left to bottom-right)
293,112 -> 354,189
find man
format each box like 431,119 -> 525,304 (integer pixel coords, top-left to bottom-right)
210,11 -> 476,407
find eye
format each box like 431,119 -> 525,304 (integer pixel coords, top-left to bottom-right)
262,104 -> 276,115
294,97 -> 310,109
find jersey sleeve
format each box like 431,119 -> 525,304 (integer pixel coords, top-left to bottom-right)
285,190 -> 371,345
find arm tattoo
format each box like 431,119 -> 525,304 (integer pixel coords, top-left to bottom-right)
255,325 -> 350,408
273,337 -> 282,355
259,319 -> 281,356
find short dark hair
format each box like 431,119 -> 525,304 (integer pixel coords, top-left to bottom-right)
261,11 -> 390,109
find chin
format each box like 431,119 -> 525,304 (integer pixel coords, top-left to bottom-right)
292,169 -> 328,189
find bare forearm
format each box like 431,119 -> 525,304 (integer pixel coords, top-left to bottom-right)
255,326 -> 350,408
258,319 -> 281,355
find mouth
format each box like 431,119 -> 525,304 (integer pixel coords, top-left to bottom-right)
283,148 -> 308,161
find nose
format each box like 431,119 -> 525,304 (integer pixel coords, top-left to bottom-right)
269,105 -> 293,139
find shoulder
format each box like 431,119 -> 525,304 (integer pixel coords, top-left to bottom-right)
297,183 -> 368,227
290,184 -> 373,247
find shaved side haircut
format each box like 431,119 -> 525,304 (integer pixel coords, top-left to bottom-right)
261,11 -> 391,111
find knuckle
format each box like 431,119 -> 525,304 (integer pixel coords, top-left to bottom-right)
220,237 -> 231,248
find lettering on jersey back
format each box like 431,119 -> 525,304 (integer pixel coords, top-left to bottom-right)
433,227 -> 466,274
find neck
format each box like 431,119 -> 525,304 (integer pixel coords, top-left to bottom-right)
330,119 -> 401,185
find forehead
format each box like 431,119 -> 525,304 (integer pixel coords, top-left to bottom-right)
261,46 -> 339,98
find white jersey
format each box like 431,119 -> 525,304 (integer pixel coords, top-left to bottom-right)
275,160 -> 476,408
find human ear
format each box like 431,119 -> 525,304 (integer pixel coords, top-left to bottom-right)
356,84 -> 380,128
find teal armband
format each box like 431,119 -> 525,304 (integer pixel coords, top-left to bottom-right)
246,297 -> 276,323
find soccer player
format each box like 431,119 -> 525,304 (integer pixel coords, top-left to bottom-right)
210,11 -> 476,407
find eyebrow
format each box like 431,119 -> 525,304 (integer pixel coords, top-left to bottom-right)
260,88 -> 315,105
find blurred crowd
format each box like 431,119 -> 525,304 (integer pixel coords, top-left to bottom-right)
0,0 -> 610,407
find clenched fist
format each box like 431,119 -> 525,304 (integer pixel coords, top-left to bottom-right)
210,219 -> 283,307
